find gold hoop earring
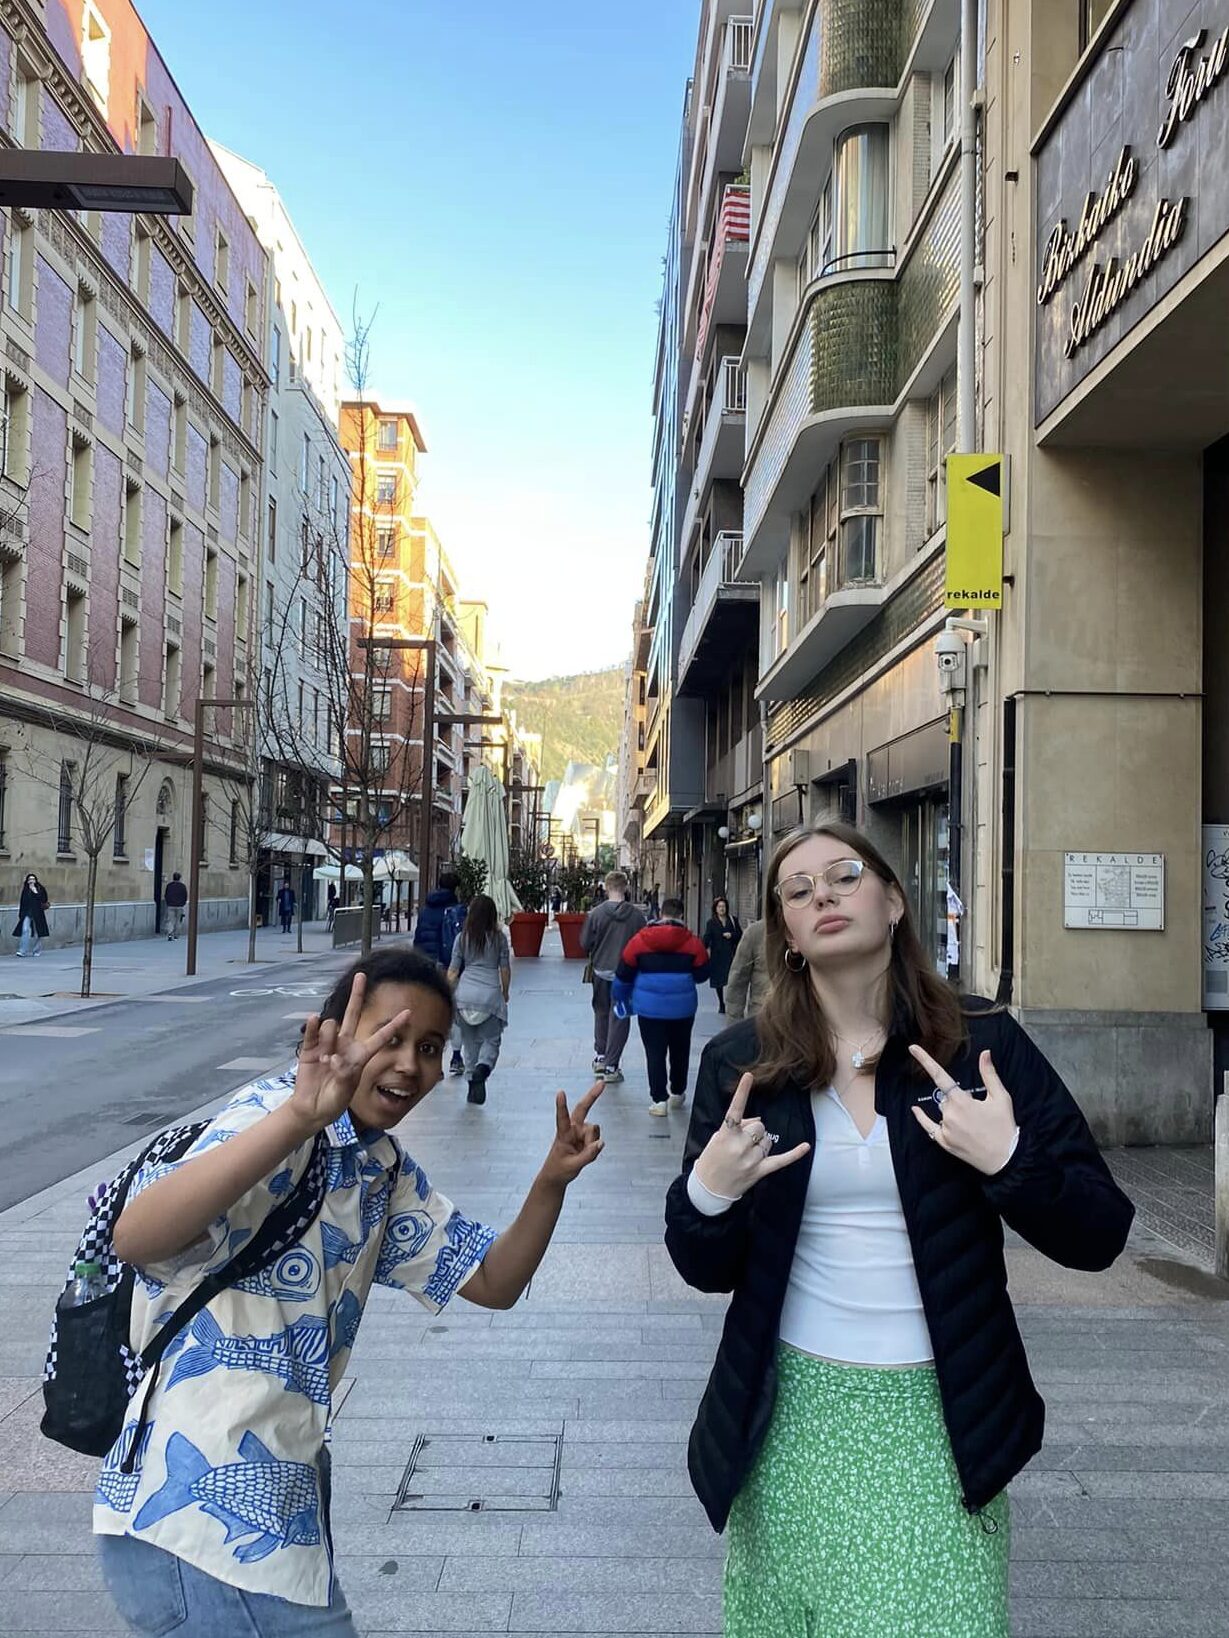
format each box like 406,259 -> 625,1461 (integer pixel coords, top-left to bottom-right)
784,947 -> 806,973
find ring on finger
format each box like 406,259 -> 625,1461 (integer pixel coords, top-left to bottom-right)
722,1115 -> 741,1131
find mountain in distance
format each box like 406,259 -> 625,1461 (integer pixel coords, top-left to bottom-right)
507,666 -> 624,786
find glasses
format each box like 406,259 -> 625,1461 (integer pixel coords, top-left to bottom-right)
774,859 -> 867,908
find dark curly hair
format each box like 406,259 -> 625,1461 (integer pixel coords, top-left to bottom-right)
320,944 -> 454,1027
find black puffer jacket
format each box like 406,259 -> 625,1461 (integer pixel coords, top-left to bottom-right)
664,1003 -> 1134,1531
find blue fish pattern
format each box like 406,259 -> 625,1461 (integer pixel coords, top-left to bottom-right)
399,1156 -> 432,1202
134,1430 -> 320,1564
167,1309 -> 332,1406
268,1166 -> 293,1198
233,1247 -> 321,1304
373,1210 -> 436,1284
319,1220 -> 365,1270
329,1289 -> 363,1359
98,1423 -> 153,1512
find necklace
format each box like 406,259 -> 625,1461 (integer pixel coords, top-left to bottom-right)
836,1028 -> 884,1071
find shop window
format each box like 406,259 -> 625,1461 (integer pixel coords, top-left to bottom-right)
840,438 -> 882,583
925,369 -> 957,537
901,796 -> 950,975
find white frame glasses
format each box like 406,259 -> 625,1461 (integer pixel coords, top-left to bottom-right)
774,859 -> 868,908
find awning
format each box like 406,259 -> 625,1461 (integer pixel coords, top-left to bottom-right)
265,834 -> 328,858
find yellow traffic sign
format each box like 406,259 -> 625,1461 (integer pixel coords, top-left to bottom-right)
945,454 -> 1004,609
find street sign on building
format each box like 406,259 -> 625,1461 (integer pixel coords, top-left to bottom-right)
1063,851 -> 1165,929
944,455 -> 1005,609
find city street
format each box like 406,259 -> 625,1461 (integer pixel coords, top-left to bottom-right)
0,936 -> 1226,1635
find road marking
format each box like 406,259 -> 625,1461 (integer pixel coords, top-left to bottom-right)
230,985 -> 328,999
0,1025 -> 101,1037
216,1057 -> 275,1072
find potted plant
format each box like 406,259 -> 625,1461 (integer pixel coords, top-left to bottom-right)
554,857 -> 595,959
507,847 -> 550,958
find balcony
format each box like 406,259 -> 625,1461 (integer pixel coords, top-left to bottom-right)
678,532 -> 759,696
682,357 -> 747,550
686,13 -> 754,259
696,185 -> 751,363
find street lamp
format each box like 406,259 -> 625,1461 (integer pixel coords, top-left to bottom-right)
0,152 -> 193,214
187,696 -> 255,977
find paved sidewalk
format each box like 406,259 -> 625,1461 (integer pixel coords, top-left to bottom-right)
0,930 -> 1227,1634
0,920 -> 349,1028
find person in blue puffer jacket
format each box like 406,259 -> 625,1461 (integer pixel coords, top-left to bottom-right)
614,898 -> 710,1117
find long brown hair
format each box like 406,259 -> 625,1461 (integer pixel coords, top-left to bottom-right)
462,893 -> 499,959
754,819 -> 966,1092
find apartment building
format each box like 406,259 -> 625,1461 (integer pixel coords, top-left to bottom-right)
0,0 -> 267,944
211,143 -> 349,927
616,590 -> 652,882
739,0 -> 964,972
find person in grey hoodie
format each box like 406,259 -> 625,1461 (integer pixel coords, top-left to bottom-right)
580,871 -> 646,1084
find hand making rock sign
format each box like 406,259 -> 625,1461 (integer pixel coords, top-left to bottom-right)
908,1044 -> 1021,1176
692,1070 -> 811,1200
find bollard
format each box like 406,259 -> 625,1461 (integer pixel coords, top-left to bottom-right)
1216,1084 -> 1229,1282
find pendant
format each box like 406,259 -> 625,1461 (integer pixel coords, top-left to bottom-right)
851,1049 -> 865,1070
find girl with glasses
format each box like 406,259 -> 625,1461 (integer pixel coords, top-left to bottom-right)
664,820 -> 1134,1637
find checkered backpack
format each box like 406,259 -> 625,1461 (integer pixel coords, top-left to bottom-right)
41,1118 -> 329,1471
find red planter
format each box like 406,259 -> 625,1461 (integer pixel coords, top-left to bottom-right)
555,912 -> 587,959
508,911 -> 548,958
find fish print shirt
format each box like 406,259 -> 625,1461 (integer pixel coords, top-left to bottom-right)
93,1071 -> 496,1606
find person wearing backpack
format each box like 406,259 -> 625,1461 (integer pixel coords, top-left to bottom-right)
89,945 -> 605,1635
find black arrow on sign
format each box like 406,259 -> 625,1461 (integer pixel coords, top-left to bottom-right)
968,461 -> 1001,497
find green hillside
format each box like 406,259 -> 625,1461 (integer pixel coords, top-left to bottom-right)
507,667 -> 624,785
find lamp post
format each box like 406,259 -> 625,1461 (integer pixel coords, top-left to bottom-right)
187,696 -> 256,977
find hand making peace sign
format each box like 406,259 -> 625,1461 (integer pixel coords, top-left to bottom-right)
694,1072 -> 812,1201
909,1045 -> 1020,1176
292,973 -> 412,1133
539,1081 -> 607,1189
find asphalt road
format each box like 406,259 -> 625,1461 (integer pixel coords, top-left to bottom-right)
0,952 -> 351,1210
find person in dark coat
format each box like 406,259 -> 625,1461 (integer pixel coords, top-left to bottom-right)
412,868 -> 460,966
326,884 -> 338,930
276,879 -> 296,934
163,872 -> 188,940
13,873 -> 50,957
664,819 -> 1134,1638
702,897 -> 742,1014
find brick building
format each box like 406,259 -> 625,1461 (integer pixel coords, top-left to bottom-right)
0,0 -> 267,944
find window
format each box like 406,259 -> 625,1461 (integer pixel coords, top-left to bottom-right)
229,799 -> 240,865
0,550 -> 20,657
175,283 -> 191,353
236,572 -> 250,638
802,180 -> 833,285
74,286 -> 97,380
1079,0 -> 1115,52
211,334 -> 225,397
204,548 -> 219,621
374,583 -> 395,613
925,368 -> 957,537
370,740 -> 390,775
168,516 -> 184,596
113,773 -> 129,858
241,378 -> 254,439
267,496 -> 277,564
202,660 -> 215,703
119,617 -> 137,702
2,383 -> 28,484
269,410 -> 278,475
208,435 -> 221,511
832,126 -> 890,272
70,438 -> 93,531
127,345 -> 147,434
376,473 -> 396,506
840,437 -> 882,584
137,95 -> 157,156
131,225 -> 152,305
942,53 -> 957,149
800,466 -> 835,624
12,66 -> 40,148
312,688 -> 321,746
330,473 -> 340,522
122,481 -> 142,566
297,679 -> 305,731
245,278 -> 259,336
239,470 -> 251,543
270,326 -> 281,389
317,453 -> 326,510
377,420 -> 398,452
300,432 -> 311,493
173,395 -> 187,474
163,642 -> 181,719
81,1 -> 111,110
265,579 -> 275,644
373,685 -> 392,721
57,762 -> 75,854
214,228 -> 229,296
6,220 -> 32,318
377,525 -> 395,559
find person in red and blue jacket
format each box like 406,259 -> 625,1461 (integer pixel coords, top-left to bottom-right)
614,898 -> 710,1117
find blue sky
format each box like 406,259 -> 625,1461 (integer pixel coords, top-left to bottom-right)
138,0 -> 698,680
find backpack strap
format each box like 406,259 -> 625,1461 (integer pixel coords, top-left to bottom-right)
119,1128 -> 330,1473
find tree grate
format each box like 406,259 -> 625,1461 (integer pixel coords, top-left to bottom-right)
392,1431 -> 563,1513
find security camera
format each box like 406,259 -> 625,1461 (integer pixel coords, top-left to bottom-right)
934,630 -> 967,692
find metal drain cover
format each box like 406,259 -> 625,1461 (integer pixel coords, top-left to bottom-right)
393,1431 -> 562,1513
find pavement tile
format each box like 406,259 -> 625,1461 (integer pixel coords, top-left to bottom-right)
1012,1598 -> 1228,1636
437,1557 -> 719,1594
508,1592 -> 723,1633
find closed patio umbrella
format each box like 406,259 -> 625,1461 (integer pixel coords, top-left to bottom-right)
461,765 -> 521,921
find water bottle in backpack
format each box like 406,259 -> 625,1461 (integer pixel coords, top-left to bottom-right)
61,1259 -> 107,1310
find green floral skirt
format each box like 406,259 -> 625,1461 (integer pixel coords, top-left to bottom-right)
724,1344 -> 1010,1638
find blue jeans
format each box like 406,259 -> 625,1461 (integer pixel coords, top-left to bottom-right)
98,1534 -> 357,1636
17,916 -> 41,956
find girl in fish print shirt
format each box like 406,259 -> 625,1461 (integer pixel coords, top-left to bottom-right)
95,946 -> 605,1636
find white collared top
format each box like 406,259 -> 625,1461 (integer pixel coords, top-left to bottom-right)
93,1071 -> 495,1606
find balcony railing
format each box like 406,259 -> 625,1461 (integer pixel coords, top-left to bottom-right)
679,531 -> 754,684
728,16 -> 754,72
696,184 -> 751,360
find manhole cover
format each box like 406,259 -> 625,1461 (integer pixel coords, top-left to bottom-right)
393,1431 -> 562,1513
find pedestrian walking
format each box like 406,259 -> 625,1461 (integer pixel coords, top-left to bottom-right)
163,872 -> 188,941
94,944 -> 605,1637
13,872 -> 50,957
550,886 -> 563,917
614,897 -> 709,1115
724,917 -> 768,1022
664,819 -> 1135,1638
448,893 -> 512,1106
412,868 -> 461,965
441,896 -> 468,1078
326,884 -> 338,931
276,879 -> 295,934
703,898 -> 743,1014
580,870 -> 646,1083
